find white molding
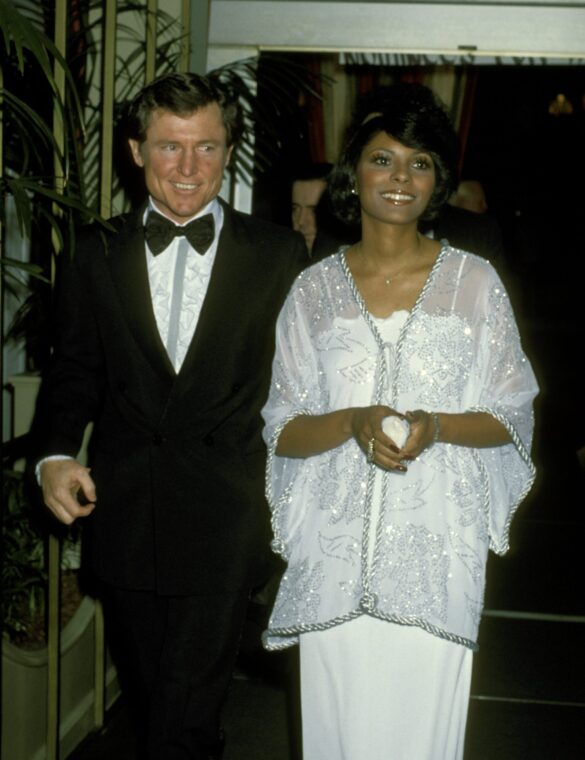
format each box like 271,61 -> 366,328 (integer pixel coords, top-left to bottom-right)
209,1 -> 585,60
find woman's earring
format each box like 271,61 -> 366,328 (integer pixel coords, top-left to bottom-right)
351,187 -> 358,195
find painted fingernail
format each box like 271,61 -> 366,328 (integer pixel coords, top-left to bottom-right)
390,445 -> 400,454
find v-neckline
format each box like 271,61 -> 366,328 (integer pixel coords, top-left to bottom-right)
339,244 -> 447,324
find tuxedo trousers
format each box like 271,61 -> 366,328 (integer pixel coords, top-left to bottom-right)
299,616 -> 472,760
104,585 -> 250,760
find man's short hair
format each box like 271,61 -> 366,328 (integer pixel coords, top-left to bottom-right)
126,72 -> 244,148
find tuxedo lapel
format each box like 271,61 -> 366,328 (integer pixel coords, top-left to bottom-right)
106,209 -> 175,380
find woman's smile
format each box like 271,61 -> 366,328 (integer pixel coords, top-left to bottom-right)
380,190 -> 416,204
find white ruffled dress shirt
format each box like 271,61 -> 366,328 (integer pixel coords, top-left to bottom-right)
145,197 -> 224,372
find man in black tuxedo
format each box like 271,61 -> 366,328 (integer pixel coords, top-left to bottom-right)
36,72 -> 304,759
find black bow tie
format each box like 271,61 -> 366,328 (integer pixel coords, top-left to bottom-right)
145,211 -> 215,256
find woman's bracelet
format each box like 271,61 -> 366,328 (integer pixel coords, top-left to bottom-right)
430,412 -> 441,445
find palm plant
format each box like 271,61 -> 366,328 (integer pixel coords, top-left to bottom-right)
1,0 -> 104,240
1,1 -> 88,370
210,53 -> 324,186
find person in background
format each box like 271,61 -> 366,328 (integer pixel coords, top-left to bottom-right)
421,178 -> 506,265
449,178 -> 489,214
34,72 -> 304,760
262,83 -> 537,759
291,163 -> 329,252
291,163 -> 351,260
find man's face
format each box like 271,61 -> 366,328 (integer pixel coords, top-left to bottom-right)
128,103 -> 232,223
291,178 -> 327,251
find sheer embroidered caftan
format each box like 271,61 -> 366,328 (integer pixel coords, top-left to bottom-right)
262,246 -> 537,652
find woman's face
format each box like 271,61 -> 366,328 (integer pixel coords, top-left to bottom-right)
355,132 -> 436,227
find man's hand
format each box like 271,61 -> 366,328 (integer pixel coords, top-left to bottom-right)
40,459 -> 97,525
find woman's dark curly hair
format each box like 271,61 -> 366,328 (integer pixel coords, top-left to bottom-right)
329,83 -> 458,225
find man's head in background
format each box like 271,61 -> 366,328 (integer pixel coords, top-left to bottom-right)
449,179 -> 489,214
291,163 -> 333,252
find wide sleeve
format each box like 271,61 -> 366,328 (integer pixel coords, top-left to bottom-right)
261,275 -> 327,554
465,268 -> 538,553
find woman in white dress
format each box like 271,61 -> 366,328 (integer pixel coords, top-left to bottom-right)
262,84 -> 538,759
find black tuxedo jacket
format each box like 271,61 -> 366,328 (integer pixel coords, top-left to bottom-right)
37,202 -> 305,595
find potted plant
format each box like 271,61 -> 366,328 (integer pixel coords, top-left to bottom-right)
1,459 -> 116,760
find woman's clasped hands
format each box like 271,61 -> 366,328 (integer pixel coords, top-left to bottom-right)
351,405 -> 439,472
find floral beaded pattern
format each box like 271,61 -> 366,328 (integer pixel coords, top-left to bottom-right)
262,247 -> 537,651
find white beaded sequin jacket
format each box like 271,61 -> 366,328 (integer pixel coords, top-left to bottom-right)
262,246 -> 538,651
